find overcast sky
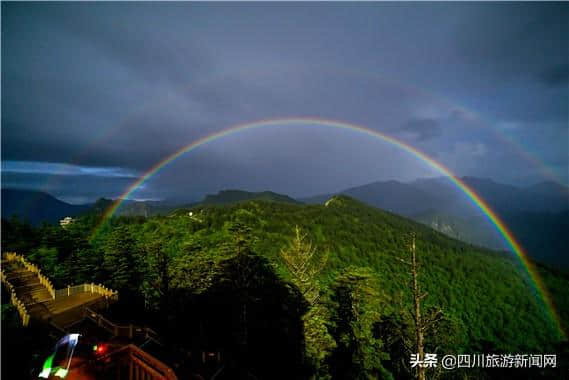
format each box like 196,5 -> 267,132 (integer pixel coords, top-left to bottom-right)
2,2 -> 568,204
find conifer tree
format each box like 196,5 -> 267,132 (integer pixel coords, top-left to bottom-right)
280,226 -> 335,378
103,225 -> 141,292
328,267 -> 391,380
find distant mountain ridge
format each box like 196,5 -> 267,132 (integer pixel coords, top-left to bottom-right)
3,178 -> 567,266
303,177 -> 569,215
1,188 -> 300,225
457,177 -> 568,213
201,189 -> 301,205
304,180 -> 446,216
1,189 -> 90,225
301,177 -> 569,267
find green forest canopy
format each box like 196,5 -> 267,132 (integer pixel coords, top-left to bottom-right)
2,195 -> 568,379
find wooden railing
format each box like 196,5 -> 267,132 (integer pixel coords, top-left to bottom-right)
0,268 -> 30,326
83,308 -> 161,345
4,251 -> 118,301
75,344 -> 177,380
122,344 -> 177,380
3,252 -> 55,298
55,283 -> 118,301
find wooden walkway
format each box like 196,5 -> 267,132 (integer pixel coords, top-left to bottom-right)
1,254 -> 117,329
2,253 -> 180,379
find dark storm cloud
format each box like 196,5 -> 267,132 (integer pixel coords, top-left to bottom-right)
398,118 -> 442,141
453,3 -> 568,81
1,2 -> 567,202
51,4 -> 213,86
540,64 -> 569,87
449,3 -> 568,123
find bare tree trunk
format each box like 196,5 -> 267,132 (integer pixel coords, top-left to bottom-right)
242,302 -> 248,349
411,236 -> 425,380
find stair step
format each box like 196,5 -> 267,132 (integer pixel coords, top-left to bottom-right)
27,304 -> 45,313
5,267 -> 32,272
31,294 -> 52,301
15,283 -> 44,290
27,284 -> 49,291
6,272 -> 36,279
29,289 -> 50,295
13,283 -> 42,290
6,275 -> 38,283
30,294 -> 52,301
25,289 -> 51,296
11,276 -> 40,281
33,297 -> 54,304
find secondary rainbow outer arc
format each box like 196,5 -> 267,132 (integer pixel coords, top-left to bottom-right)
93,117 -> 565,338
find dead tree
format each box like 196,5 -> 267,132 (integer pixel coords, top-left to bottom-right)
398,233 -> 443,380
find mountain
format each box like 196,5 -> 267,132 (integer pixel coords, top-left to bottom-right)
3,194 -> 568,379
91,190 -> 300,216
501,210 -> 569,265
89,197 -> 192,217
337,180 -> 445,216
89,196 -> 569,354
459,177 -> 569,213
5,179 -> 567,266
302,179 -> 456,216
301,177 -> 569,267
527,180 -> 569,198
201,190 -> 301,206
1,188 -> 301,225
1,189 -> 90,225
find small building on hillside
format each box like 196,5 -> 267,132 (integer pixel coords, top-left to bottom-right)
59,216 -> 74,228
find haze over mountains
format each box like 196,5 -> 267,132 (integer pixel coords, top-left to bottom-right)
2,176 -> 568,266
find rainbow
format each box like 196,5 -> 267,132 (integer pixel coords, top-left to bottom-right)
54,66 -> 567,192
92,117 -> 565,337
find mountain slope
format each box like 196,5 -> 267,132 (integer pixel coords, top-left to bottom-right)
97,195 -> 568,353
6,195 -> 568,379
89,197 -> 191,217
1,189 -> 90,225
341,180 -> 445,216
301,178 -> 569,267
459,177 -> 569,213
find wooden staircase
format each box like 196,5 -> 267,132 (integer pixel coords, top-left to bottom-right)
4,262 -> 54,304
2,253 -> 118,328
1,259 -> 53,322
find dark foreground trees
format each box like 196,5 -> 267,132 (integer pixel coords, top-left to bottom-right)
167,223 -> 308,380
2,199 -> 568,380
327,267 -> 393,380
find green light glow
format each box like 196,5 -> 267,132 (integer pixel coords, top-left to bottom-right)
39,354 -> 54,378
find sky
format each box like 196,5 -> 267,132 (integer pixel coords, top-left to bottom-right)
2,2 -> 568,204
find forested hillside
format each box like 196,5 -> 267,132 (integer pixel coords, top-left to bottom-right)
2,196 -> 568,379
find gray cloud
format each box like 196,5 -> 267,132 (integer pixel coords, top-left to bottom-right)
1,3 -> 567,202
398,118 -> 442,141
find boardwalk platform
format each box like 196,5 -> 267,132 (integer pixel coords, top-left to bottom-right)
44,292 -> 110,328
1,253 -> 117,329
2,253 -> 179,379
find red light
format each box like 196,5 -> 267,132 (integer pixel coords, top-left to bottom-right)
96,344 -> 106,354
